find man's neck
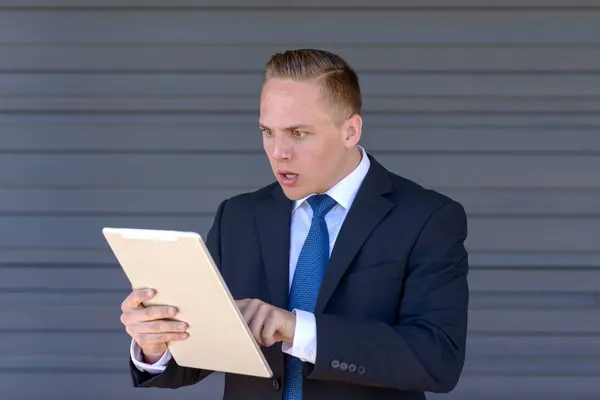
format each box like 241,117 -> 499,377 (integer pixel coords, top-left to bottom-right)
323,146 -> 363,193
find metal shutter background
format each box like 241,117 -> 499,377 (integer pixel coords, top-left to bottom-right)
1,1 -> 599,399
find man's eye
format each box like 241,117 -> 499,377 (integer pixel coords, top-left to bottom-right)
261,128 -> 274,136
291,131 -> 306,139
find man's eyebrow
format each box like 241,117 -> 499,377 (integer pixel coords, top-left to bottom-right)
258,122 -> 315,131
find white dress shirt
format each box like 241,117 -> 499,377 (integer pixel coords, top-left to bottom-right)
131,146 -> 371,374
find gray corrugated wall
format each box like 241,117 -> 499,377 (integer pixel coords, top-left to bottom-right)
1,1 -> 599,399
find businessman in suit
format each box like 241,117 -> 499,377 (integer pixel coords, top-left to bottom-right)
120,49 -> 470,399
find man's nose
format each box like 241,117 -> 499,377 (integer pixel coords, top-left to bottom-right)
271,135 -> 292,159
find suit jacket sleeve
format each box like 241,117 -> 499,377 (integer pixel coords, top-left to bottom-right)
129,199 -> 228,389
305,201 -> 469,393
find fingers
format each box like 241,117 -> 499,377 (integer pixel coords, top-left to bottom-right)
249,303 -> 271,346
133,331 -> 189,347
237,299 -> 264,345
126,319 -> 189,353
121,304 -> 178,325
261,314 -> 279,347
121,288 -> 155,312
238,298 -> 261,325
120,289 -> 188,357
126,320 -> 188,335
133,331 -> 187,358
236,299 -> 283,347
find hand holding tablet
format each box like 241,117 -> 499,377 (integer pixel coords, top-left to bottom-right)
120,287 -> 188,364
103,227 -> 273,378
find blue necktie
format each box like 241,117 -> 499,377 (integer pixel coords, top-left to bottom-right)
283,194 -> 337,400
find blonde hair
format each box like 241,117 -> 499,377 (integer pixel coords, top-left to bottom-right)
263,48 -> 362,117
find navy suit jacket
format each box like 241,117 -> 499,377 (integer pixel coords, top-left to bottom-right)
130,154 -> 470,400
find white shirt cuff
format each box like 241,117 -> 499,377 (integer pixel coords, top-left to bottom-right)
281,309 -> 317,364
130,338 -> 172,374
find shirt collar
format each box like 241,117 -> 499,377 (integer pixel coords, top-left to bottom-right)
293,145 -> 371,212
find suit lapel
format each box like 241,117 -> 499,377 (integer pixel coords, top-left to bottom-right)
315,156 -> 395,314
255,185 -> 293,310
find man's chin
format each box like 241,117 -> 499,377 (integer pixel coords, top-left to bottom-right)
278,185 -> 308,201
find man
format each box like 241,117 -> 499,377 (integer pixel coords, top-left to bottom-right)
120,49 -> 469,400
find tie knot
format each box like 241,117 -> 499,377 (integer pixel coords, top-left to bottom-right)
307,194 -> 337,218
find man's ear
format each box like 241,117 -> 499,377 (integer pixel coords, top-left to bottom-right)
343,113 -> 362,148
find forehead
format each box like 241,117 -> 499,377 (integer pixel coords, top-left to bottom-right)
259,78 -> 333,127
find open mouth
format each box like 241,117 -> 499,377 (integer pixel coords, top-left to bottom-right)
279,172 -> 299,186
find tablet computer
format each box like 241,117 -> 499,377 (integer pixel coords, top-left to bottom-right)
102,227 -> 273,378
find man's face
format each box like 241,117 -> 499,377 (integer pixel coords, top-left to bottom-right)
259,78 -> 361,200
